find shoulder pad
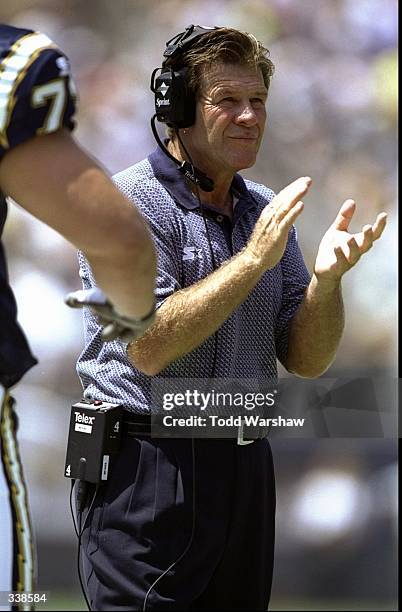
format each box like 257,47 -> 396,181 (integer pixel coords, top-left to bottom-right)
0,24 -> 78,160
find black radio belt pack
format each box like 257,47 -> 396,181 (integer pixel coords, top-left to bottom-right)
64,400 -> 122,484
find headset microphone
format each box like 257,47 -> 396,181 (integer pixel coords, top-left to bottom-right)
150,114 -> 214,192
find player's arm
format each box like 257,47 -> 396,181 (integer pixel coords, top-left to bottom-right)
0,128 -> 156,319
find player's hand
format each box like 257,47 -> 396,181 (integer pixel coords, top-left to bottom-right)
65,288 -> 155,342
247,177 -> 311,270
313,200 -> 387,285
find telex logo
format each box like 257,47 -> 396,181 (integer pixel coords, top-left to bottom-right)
75,411 -> 95,424
74,411 -> 95,434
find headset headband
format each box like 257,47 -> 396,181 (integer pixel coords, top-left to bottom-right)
162,24 -> 218,64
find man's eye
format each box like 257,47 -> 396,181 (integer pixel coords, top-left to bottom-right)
251,98 -> 265,105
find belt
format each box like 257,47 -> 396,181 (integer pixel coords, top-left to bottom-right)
121,411 -> 153,437
121,410 -> 256,445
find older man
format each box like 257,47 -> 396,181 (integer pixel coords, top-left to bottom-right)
77,25 -> 386,611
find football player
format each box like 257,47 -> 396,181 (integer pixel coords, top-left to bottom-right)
0,24 -> 156,610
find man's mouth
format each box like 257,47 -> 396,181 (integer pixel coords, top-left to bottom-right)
228,136 -> 258,141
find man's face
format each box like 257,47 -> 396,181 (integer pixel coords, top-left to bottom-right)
187,62 -> 268,177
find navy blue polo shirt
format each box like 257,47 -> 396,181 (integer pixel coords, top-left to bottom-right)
76,146 -> 311,413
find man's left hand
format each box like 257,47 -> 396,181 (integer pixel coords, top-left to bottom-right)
313,199 -> 387,285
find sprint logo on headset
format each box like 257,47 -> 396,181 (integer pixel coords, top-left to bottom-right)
158,81 -> 169,96
156,81 -> 170,106
156,98 -> 170,107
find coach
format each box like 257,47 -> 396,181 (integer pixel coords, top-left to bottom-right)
76,25 -> 386,610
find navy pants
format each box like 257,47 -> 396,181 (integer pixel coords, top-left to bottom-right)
80,436 -> 276,611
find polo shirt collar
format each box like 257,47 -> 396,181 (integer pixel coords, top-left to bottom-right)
148,144 -> 257,213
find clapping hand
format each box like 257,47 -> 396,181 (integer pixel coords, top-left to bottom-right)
314,199 -> 387,284
248,176 -> 311,269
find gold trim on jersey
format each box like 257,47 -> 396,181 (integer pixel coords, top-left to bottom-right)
0,388 -> 35,611
0,31 -> 57,149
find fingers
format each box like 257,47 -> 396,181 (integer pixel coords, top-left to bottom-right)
274,176 -> 311,222
332,240 -> 360,271
359,213 -> 387,245
101,322 -> 121,342
359,224 -> 374,253
346,236 -> 361,265
338,227 -> 376,267
372,212 -> 387,240
280,200 -> 304,230
334,213 -> 386,268
333,245 -> 349,269
332,199 -> 356,231
354,213 -> 387,252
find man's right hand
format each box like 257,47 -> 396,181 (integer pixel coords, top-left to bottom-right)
246,177 -> 311,270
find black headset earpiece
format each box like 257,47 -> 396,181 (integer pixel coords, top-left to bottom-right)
151,24 -> 218,129
151,66 -> 195,129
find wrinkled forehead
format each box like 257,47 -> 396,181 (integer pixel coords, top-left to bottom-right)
198,62 -> 267,97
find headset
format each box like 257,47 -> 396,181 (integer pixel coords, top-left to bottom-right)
151,24 -> 217,128
150,24 -> 218,192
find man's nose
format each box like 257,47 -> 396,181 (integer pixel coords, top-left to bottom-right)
235,102 -> 258,125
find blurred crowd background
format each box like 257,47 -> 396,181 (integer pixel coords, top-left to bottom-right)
0,0 -> 397,610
